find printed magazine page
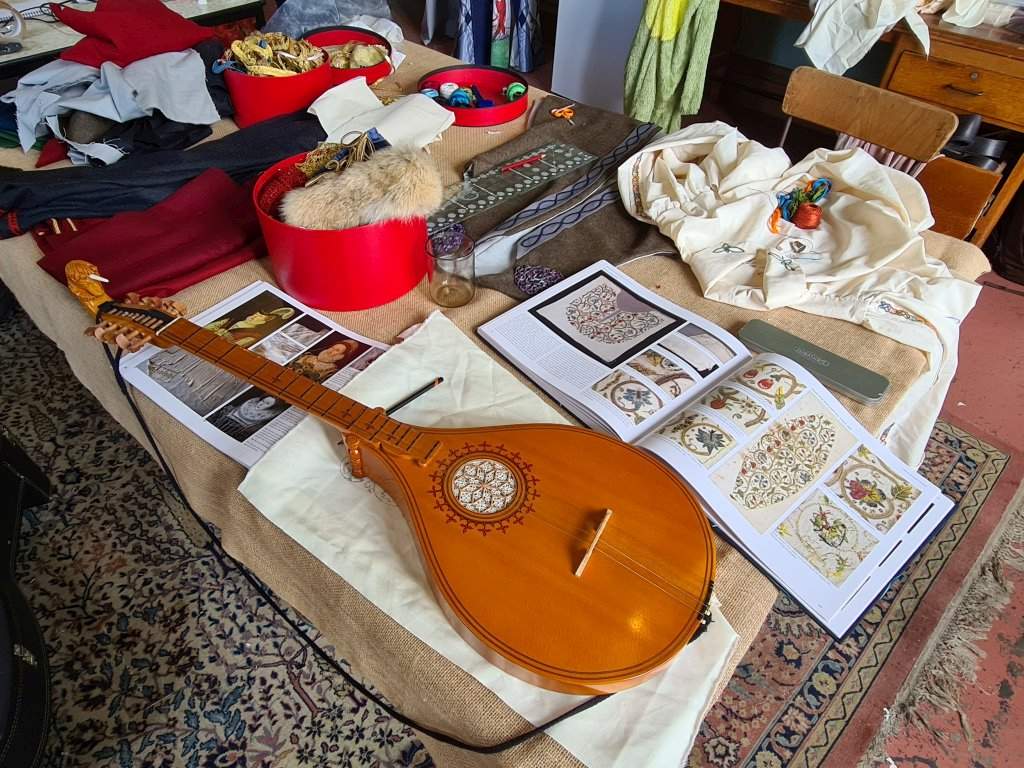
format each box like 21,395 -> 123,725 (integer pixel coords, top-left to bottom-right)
639,352 -> 952,636
120,282 -> 387,468
478,261 -> 750,443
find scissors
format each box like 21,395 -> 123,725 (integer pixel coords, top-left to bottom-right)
550,104 -> 576,126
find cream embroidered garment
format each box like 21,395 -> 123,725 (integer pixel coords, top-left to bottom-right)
617,122 -> 982,465
239,311 -> 738,768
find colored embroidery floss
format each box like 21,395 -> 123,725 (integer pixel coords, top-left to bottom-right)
448,89 -> 473,108
769,177 -> 832,233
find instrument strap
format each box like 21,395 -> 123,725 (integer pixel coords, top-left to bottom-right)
101,340 -> 612,754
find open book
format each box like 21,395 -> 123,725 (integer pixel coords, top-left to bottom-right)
479,262 -> 952,637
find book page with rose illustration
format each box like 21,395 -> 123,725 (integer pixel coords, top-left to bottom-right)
639,352 -> 950,637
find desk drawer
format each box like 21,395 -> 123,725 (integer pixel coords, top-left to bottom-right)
888,52 -> 1024,130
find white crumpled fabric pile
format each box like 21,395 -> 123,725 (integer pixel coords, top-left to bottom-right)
796,0 -> 994,75
617,121 -> 982,466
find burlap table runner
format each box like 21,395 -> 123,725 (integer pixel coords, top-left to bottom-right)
0,42 -> 990,767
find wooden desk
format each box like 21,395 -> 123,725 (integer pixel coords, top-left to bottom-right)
0,0 -> 265,80
723,0 -> 1024,246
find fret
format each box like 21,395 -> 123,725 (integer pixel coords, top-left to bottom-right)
284,376 -> 315,399
309,390 -> 339,415
327,399 -> 354,420
296,384 -> 325,406
341,400 -> 367,424
251,361 -> 282,388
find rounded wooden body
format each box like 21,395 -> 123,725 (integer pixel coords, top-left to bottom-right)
353,422 -> 715,695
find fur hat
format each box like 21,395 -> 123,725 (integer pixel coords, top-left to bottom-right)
280,147 -> 443,231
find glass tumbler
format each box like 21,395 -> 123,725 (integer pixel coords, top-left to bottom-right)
427,226 -> 476,308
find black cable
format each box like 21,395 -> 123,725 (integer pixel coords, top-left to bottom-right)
101,343 -> 610,754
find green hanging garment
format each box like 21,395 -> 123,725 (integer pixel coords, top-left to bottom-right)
624,0 -> 721,132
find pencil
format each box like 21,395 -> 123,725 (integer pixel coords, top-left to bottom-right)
385,376 -> 444,415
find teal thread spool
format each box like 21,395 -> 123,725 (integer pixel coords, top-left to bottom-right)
504,82 -> 527,101
448,88 -> 473,107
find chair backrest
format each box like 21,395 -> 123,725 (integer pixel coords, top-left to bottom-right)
916,156 -> 1001,239
782,66 -> 958,162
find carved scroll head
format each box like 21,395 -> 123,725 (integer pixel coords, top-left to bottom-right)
65,260 -> 113,317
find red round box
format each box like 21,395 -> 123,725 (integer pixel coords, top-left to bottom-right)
253,154 -> 429,311
418,65 -> 528,127
225,61 -> 333,129
305,26 -> 394,87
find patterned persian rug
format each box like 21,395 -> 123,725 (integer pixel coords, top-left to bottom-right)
2,308 -> 433,767
691,420 -> 1009,768
1,305 -> 1009,768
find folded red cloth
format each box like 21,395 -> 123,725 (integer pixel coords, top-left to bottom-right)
37,168 -> 265,298
54,0 -> 215,68
35,137 -> 68,169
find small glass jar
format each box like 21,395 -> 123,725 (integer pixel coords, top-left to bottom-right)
427,226 -> 476,308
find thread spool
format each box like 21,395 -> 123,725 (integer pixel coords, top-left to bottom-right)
419,87 -> 440,99
438,82 -> 459,99
792,203 -> 822,230
448,88 -> 473,108
504,82 -> 526,101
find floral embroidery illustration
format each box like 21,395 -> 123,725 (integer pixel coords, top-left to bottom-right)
775,495 -> 878,586
729,414 -> 837,511
657,411 -> 735,466
625,349 -> 695,397
827,446 -> 921,532
531,273 -> 681,366
735,361 -> 806,410
700,386 -> 769,432
591,370 -> 664,425
565,283 -> 663,345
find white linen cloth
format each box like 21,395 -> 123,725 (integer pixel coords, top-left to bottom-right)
1,50 -> 219,163
795,0 -> 930,75
617,122 -> 982,465
308,77 -> 454,148
239,311 -> 738,768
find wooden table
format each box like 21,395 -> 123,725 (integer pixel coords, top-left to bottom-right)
0,0 -> 265,79
723,0 -> 1024,247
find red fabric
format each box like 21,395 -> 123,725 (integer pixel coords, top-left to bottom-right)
37,169 -> 265,299
255,165 -> 307,217
35,137 -> 69,168
31,217 -> 105,255
54,0 -> 215,68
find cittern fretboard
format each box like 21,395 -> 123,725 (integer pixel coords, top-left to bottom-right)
158,317 -> 442,465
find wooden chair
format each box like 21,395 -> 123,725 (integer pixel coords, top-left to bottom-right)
780,66 -> 1000,239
